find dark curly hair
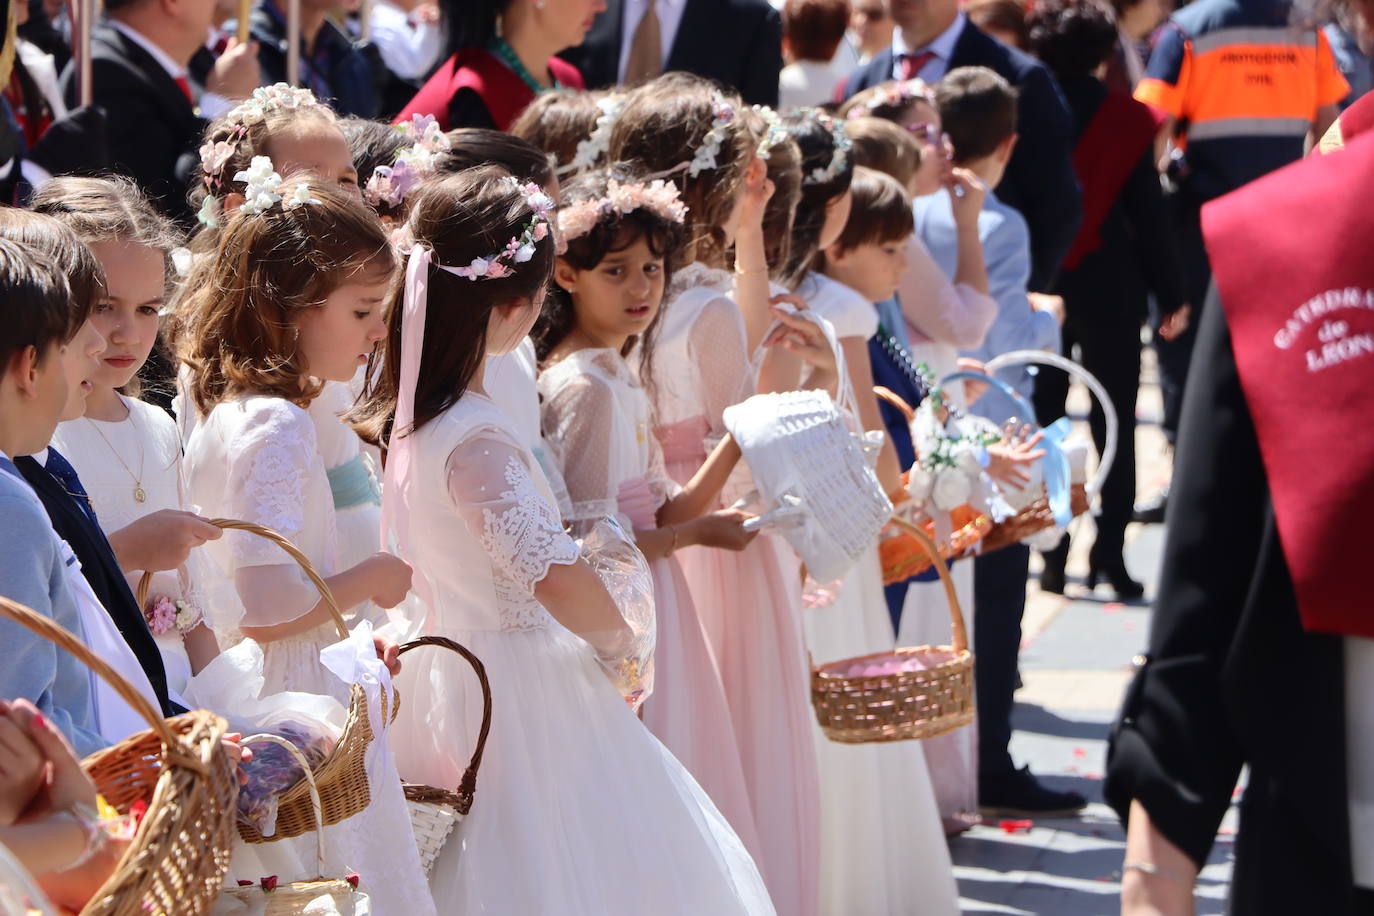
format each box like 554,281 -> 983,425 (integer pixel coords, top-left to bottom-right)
1026,0 -> 1120,80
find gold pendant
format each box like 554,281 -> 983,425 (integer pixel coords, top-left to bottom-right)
134,485 -> 146,504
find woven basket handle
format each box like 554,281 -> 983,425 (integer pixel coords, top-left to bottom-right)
886,517 -> 968,654
241,733 -> 327,874
873,386 -> 914,423
0,595 -> 179,748
137,518 -> 349,641
397,636 -> 491,806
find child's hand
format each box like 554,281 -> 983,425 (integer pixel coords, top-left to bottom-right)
7,700 -> 98,823
1159,304 -> 1191,341
735,156 -> 774,234
220,732 -> 253,786
362,552 -> 413,609
206,37 -> 261,102
986,431 -> 1046,487
1030,292 -> 1066,327
109,510 -> 222,574
0,701 -> 45,826
955,356 -> 989,404
946,168 -> 987,228
688,509 -> 759,552
763,305 -> 837,374
373,634 -> 403,676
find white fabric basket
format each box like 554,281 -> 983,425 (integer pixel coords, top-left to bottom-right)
725,388 -> 892,582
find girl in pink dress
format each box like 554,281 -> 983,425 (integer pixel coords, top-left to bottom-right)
609,75 -> 825,916
536,167 -> 762,852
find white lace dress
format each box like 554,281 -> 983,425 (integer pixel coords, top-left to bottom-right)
643,264 -> 822,916
53,396 -> 210,698
799,272 -> 960,916
182,395 -> 435,914
387,392 -> 774,914
539,348 -> 761,858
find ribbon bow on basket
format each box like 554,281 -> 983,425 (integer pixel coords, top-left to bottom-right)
0,596 -> 238,916
937,352 -> 1117,554
137,519 -> 379,844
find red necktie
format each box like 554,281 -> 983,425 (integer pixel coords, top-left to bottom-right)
175,75 -> 194,104
900,51 -> 936,81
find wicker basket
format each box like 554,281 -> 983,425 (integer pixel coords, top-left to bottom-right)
811,519 -> 975,742
396,636 -> 493,874
0,597 -> 239,916
138,519 -> 374,843
941,353 -> 1118,553
871,386 -> 993,583
222,734 -> 363,914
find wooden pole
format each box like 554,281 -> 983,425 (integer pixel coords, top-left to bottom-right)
236,0 -> 251,44
357,0 -> 371,43
286,0 -> 300,85
71,0 -> 93,106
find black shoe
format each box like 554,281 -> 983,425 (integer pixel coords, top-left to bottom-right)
1132,487 -> 1169,524
1086,559 -> 1145,601
979,766 -> 1088,818
1037,536 -> 1069,594
1038,566 -> 1066,595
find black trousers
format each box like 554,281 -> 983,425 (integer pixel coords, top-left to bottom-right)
1032,297 -> 1141,566
973,543 -> 1030,782
1154,196 -> 1211,444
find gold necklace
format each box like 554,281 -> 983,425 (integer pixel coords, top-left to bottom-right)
84,402 -> 147,504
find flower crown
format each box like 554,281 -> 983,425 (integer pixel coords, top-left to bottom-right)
557,178 -> 688,242
804,112 -> 852,186
235,156 -> 320,216
431,178 -> 554,281
687,94 -> 737,178
197,83 -> 324,226
559,95 -> 624,176
845,79 -> 935,119
364,114 -> 453,208
752,105 -> 787,160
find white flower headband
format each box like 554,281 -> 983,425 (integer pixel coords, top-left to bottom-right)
364,114 -> 452,209
804,112 -> 852,186
752,105 -> 787,160
559,95 -> 624,177
427,177 -> 554,281
845,79 -> 935,119
198,83 -> 324,226
557,178 -> 688,242
687,94 -> 737,178
235,156 -> 320,216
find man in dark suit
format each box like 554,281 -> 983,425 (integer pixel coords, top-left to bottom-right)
561,0 -> 783,107
58,0 -> 258,225
841,0 -> 1080,293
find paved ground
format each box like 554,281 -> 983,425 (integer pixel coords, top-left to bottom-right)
947,353 -> 1238,916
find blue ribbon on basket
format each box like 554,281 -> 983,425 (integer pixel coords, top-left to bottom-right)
327,454 -> 381,510
937,370 -> 1074,529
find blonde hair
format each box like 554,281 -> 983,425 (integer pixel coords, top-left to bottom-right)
176,174 -> 394,416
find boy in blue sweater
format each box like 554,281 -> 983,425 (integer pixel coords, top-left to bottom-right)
912,65 -> 1081,817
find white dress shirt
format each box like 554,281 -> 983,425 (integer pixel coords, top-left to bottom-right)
890,11 -> 966,84
369,0 -> 442,81
108,19 -> 232,119
617,0 -> 689,83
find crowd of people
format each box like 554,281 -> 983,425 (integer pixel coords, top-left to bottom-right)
0,0 -> 1369,912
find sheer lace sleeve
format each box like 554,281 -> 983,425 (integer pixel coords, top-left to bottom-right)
541,371 -> 620,523
223,400 -> 324,627
688,295 -> 752,438
445,429 -> 580,630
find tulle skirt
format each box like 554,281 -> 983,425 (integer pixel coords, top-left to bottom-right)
391,621 -> 775,915
899,562 -> 980,825
804,548 -> 960,916
675,533 -> 822,916
640,557 -> 763,862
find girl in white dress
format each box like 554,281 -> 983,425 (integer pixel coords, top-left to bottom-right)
535,169 -> 763,838
39,177 -> 221,699
608,77 -> 827,916
787,116 -> 960,916
355,166 -> 773,914
174,173 -> 434,913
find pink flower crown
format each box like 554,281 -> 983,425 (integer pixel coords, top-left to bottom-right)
364,114 -> 452,208
556,179 -> 688,242
845,79 -> 936,119
426,177 -> 555,281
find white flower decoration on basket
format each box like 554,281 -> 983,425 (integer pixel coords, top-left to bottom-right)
687,95 -> 737,178
556,178 -> 688,242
